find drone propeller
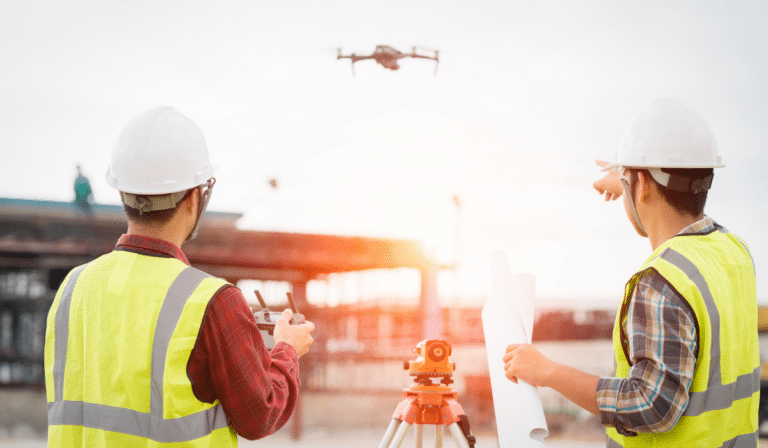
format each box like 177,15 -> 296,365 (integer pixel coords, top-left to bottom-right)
411,45 -> 440,75
335,47 -> 356,75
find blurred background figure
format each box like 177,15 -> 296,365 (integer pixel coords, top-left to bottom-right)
73,165 -> 93,217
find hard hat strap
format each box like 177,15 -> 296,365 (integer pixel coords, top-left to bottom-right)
620,168 -> 648,238
648,168 -> 714,194
121,191 -> 188,213
185,178 -> 216,242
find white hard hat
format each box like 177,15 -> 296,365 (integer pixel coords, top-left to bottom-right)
105,106 -> 216,195
607,100 -> 723,237
603,99 -> 724,173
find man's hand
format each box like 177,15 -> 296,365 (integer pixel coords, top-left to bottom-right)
504,343 -> 601,415
273,309 -> 315,358
593,160 -> 623,201
503,344 -> 556,388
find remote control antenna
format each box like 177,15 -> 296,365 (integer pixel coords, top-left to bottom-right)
255,290 -> 271,321
254,290 -> 269,310
286,292 -> 299,313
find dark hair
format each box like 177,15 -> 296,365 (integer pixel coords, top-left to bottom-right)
123,189 -> 195,226
628,168 -> 712,217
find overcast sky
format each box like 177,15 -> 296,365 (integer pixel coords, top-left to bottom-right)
1,0 -> 767,303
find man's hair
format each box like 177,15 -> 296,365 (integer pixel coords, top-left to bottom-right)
123,189 -> 195,226
628,168 -> 712,217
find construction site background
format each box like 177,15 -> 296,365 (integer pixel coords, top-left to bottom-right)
1,198 -> 767,446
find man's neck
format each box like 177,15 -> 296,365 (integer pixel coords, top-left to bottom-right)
647,208 -> 703,250
124,192 -> 197,248
126,222 -> 186,249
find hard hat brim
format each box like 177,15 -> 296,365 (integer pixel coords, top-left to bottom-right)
600,161 -> 724,172
106,164 -> 217,195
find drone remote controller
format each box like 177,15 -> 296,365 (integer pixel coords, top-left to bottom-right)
252,291 -> 305,349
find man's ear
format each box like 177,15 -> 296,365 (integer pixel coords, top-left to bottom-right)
636,170 -> 654,201
182,188 -> 199,214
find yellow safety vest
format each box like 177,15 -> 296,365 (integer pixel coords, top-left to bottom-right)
44,250 -> 238,447
607,228 -> 760,447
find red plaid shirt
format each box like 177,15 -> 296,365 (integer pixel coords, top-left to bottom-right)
115,234 -> 300,440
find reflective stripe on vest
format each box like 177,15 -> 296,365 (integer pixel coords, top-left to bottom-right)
660,248 -> 759,418
608,431 -> 759,448
608,229 -> 759,447
52,264 -> 87,404
47,266 -> 229,442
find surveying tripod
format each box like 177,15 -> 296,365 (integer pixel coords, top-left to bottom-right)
378,340 -> 476,448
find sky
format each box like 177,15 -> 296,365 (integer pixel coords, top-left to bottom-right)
1,0 -> 767,304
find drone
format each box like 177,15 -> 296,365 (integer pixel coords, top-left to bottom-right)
337,45 -> 439,76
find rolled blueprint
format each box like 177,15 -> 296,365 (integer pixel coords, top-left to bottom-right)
481,251 -> 548,447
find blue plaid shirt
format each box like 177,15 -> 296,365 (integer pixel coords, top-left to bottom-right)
596,217 -> 719,435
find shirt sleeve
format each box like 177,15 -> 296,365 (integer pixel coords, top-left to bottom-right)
186,285 -> 300,440
596,270 -> 698,435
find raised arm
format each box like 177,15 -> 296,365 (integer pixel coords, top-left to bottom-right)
593,160 -> 623,201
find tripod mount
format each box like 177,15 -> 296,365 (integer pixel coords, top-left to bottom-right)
379,340 -> 476,448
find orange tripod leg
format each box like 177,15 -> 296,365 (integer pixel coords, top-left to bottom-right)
380,387 -> 475,448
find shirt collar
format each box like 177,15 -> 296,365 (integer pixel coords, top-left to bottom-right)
677,216 -> 715,236
115,234 -> 190,265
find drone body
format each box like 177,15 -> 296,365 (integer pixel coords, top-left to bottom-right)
337,45 -> 439,76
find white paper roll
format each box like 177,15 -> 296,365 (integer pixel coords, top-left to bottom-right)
482,251 -> 548,447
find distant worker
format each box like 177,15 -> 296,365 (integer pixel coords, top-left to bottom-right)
503,99 -> 758,446
45,107 -> 315,446
73,165 -> 93,215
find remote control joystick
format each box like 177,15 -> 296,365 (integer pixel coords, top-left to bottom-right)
251,290 -> 305,349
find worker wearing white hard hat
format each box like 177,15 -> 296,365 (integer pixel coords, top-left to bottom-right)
105,106 -> 218,241
45,106 -> 315,447
503,99 -> 758,447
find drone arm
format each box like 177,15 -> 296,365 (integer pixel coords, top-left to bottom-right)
400,53 -> 439,75
337,54 -> 376,76
337,54 -> 375,62
404,50 -> 438,64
